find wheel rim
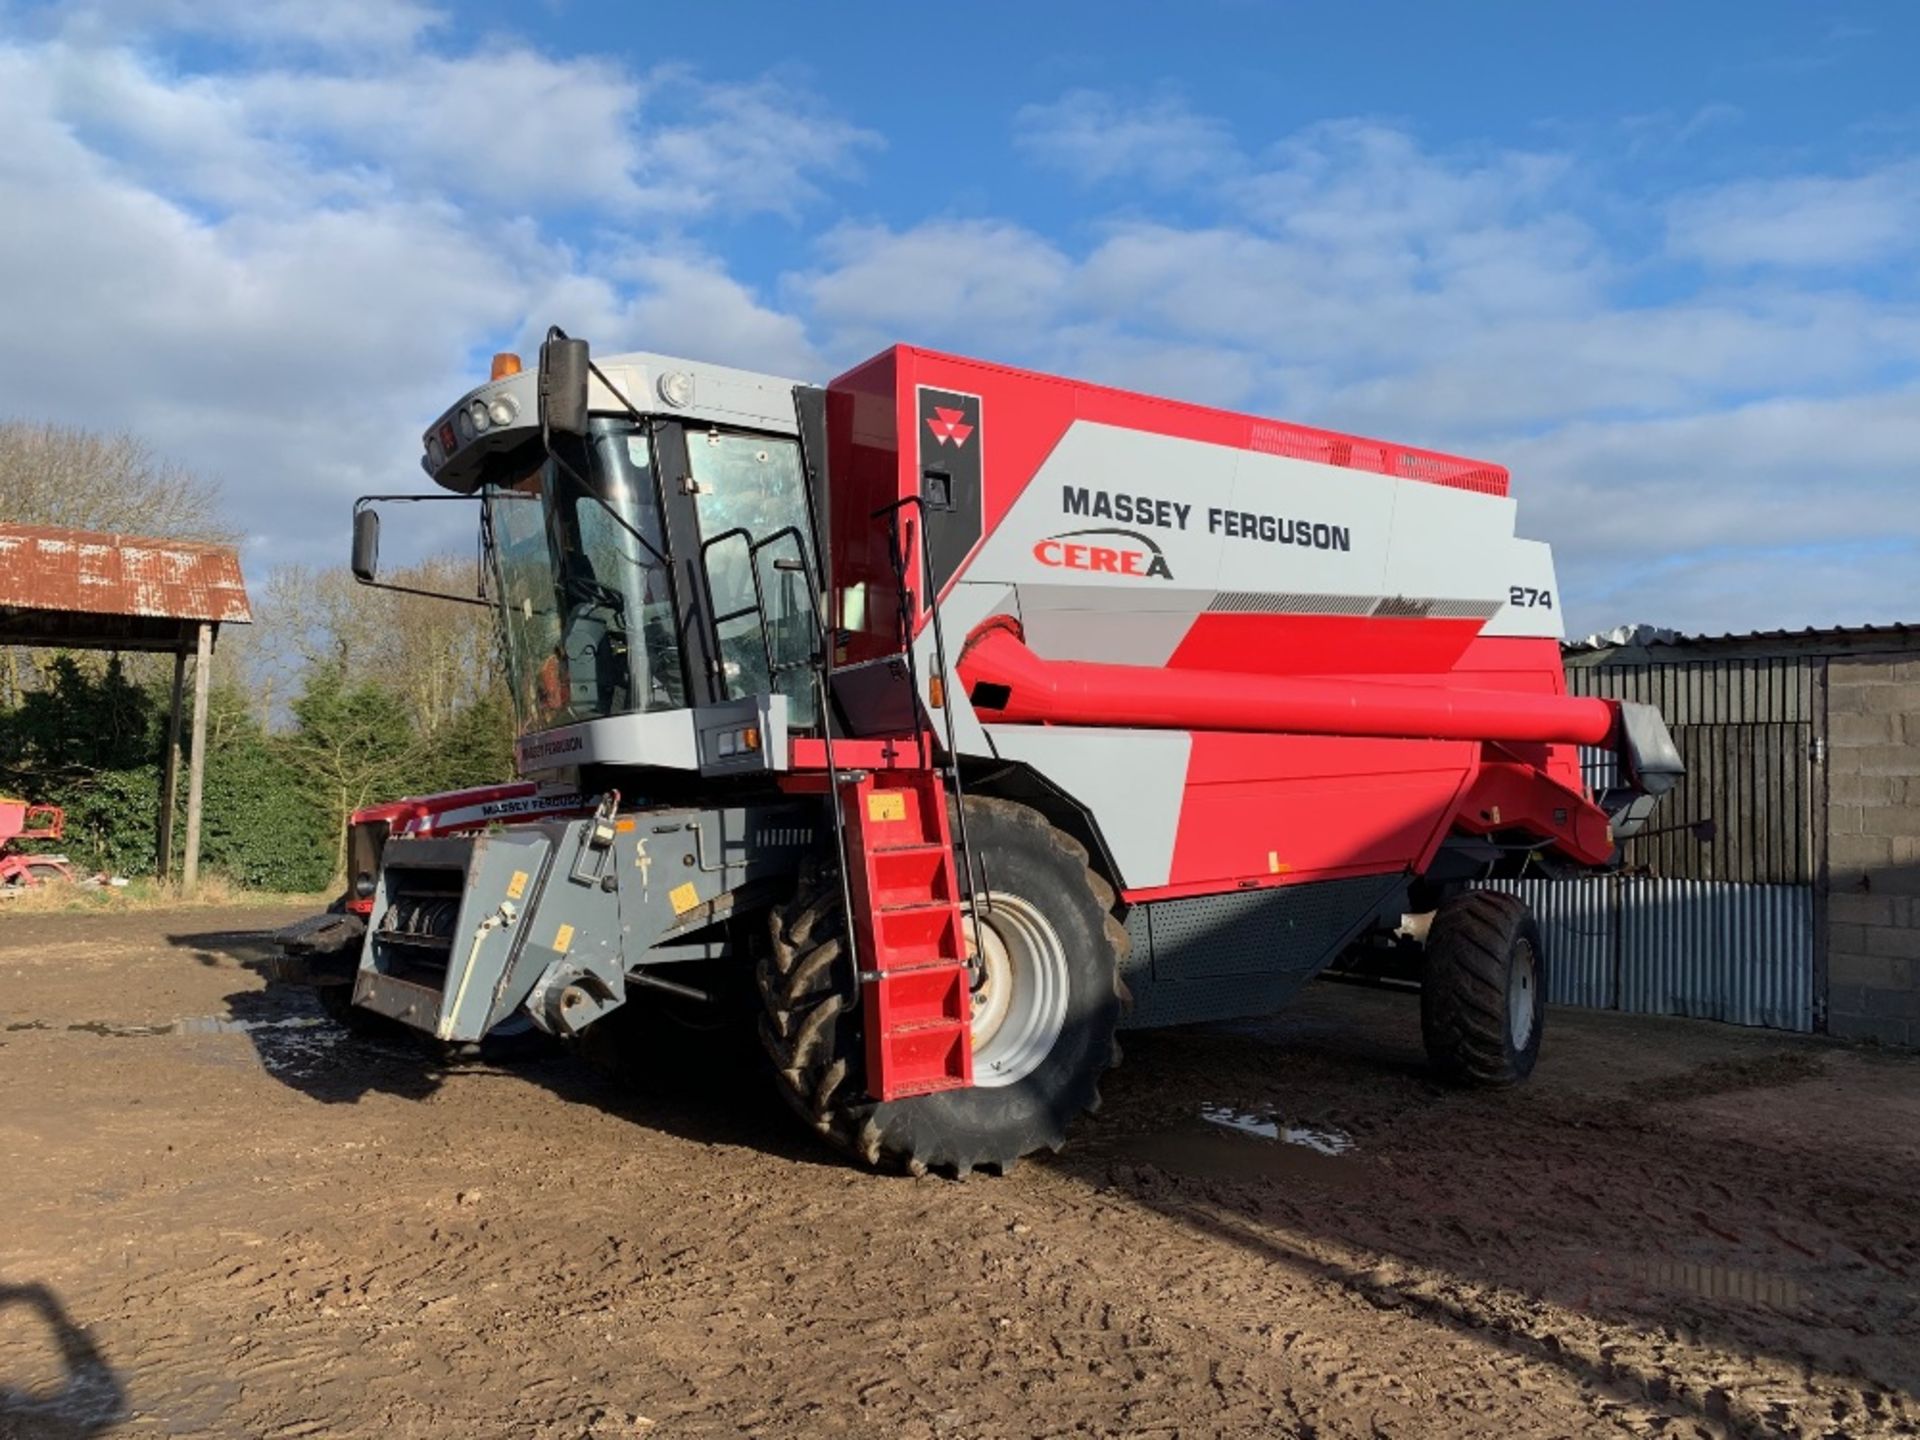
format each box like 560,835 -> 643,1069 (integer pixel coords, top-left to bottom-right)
1508,939 -> 1538,1050
965,892 -> 1071,1089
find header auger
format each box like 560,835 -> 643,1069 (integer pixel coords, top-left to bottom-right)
286,330 -> 1681,1173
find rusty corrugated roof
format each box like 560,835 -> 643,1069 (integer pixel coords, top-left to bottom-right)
0,523 -> 251,625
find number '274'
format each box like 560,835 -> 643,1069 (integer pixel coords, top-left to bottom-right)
1509,586 -> 1554,609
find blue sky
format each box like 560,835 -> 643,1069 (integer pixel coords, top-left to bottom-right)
3,0 -> 1917,637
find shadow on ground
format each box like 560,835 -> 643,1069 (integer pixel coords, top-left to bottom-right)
167,921 -> 840,1168
0,1283 -> 125,1440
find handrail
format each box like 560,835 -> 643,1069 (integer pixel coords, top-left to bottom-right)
870,494 -> 990,941
694,523 -> 817,701
694,520 -> 863,1008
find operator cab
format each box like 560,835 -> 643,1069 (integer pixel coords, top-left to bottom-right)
375,339 -> 827,786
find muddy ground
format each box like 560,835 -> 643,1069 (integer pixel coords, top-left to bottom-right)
0,907 -> 1915,1439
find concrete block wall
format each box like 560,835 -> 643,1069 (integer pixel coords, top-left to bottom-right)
1826,656 -> 1920,1045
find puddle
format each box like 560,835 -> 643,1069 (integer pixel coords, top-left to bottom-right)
7,1012 -> 354,1081
1104,1106 -> 1362,1188
1199,1104 -> 1355,1156
62,1016 -> 329,1039
1114,1126 -> 1363,1189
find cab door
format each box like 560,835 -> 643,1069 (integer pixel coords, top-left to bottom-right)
684,427 -> 821,728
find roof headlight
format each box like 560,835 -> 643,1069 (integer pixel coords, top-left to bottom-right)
658,371 -> 694,408
469,399 -> 492,433
456,409 -> 475,441
488,396 -> 519,427
426,435 -> 445,468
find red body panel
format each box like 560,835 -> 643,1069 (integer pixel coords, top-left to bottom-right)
820,346 -> 1616,900
826,347 -> 1510,661
341,782 -> 589,915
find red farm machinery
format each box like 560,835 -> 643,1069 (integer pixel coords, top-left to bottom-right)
0,800 -> 72,888
287,332 -> 1681,1173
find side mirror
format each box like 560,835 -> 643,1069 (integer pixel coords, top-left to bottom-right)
539,334 -> 591,437
351,508 -> 380,583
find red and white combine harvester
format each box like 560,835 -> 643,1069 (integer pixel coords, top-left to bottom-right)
286,334 -> 1681,1172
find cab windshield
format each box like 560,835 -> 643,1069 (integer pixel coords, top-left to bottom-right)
486,421 -> 682,733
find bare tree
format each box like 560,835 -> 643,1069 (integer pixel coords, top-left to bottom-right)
250,557 -> 500,735
0,422 -> 227,539
0,421 -> 231,704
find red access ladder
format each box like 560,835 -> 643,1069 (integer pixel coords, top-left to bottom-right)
838,767 -> 972,1100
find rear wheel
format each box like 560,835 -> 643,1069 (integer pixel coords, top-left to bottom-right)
1421,889 -> 1544,1085
6,857 -> 72,887
760,796 -> 1128,1174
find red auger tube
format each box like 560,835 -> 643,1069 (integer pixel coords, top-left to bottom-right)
958,620 -> 1617,747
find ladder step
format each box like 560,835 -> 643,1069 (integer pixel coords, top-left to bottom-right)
885,1074 -> 969,1100
867,957 -> 969,975
883,1016 -> 969,1037
877,898 -> 957,916
842,765 -> 973,1101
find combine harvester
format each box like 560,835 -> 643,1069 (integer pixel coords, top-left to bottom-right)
290,333 -> 1681,1173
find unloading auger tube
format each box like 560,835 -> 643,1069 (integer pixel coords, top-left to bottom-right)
309,331 -> 1683,1175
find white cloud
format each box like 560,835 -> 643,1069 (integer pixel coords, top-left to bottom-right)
48,0 -> 447,52
1014,89 -> 1237,187
796,221 -> 1075,358
1667,162 -> 1920,268
2,25 -> 1914,645
641,71 -> 881,220
778,96 -> 1920,634
1563,541 -> 1920,641
232,50 -> 654,212
1508,387 -> 1920,634
529,253 -> 823,381
0,20 -> 872,576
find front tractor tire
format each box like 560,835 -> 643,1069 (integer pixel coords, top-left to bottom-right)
1421,890 -> 1545,1086
760,796 -> 1128,1175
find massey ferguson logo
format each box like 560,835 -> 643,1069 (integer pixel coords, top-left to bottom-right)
926,407 -> 974,447
1033,526 -> 1174,581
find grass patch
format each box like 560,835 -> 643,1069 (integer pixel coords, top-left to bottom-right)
0,873 -> 329,914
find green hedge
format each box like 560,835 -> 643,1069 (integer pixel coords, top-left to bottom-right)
1,655 -> 514,891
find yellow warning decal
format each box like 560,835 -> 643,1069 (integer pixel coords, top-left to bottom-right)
867,792 -> 907,823
553,923 -> 575,954
506,870 -> 529,900
669,881 -> 700,915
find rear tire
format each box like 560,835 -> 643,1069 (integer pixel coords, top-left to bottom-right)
760,796 -> 1128,1174
1421,890 -> 1544,1086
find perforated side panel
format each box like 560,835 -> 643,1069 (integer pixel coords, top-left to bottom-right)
1204,591 -> 1504,619
1117,874 -> 1406,1030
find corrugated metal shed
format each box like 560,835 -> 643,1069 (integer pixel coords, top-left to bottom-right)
0,523 -> 250,651
1568,620 -> 1920,659
1618,878 -> 1814,1031
1492,876 -> 1815,1031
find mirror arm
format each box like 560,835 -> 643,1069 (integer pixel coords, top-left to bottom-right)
355,579 -> 495,609
349,492 -> 489,604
